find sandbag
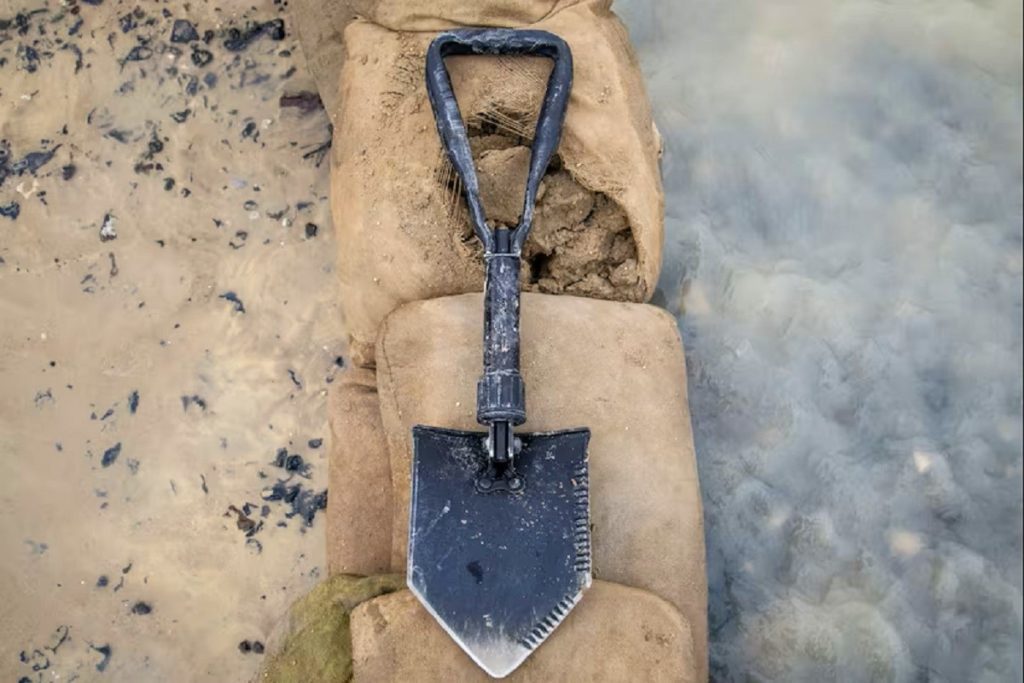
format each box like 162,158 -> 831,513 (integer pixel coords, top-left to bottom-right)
289,1 -> 580,118
350,581 -> 696,682
372,292 -> 706,678
329,1 -> 664,365
256,573 -> 405,683
326,368 -> 393,575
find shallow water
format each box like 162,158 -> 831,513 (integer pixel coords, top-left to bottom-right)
1,2 -> 336,680
1,1 -> 1021,681
620,0 -> 1023,679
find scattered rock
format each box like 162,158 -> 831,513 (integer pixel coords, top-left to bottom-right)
89,644 -> 112,673
101,443 -> 122,468
280,91 -> 323,115
131,601 -> 152,615
219,291 -> 245,314
181,394 -> 207,412
170,19 -> 199,44
190,47 -> 213,67
223,19 -> 285,52
99,213 -> 117,242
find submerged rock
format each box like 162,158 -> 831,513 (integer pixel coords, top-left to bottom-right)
170,19 -> 199,44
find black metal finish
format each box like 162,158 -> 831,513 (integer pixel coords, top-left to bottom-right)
409,425 -> 591,678
411,29 -> 590,677
425,28 -> 573,469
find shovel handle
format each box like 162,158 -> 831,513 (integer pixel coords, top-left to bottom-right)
425,28 -> 573,253
426,28 -> 573,466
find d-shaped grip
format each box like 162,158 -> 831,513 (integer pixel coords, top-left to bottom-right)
425,28 -> 573,255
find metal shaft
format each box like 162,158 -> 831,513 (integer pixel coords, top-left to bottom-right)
480,229 -> 524,465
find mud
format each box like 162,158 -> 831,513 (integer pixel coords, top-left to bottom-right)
456,121 -> 643,300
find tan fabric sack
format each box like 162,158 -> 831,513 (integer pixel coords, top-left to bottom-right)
326,368 -> 393,576
367,292 -> 706,678
255,576 -> 695,682
327,1 -> 664,365
290,1 -> 585,116
350,581 -> 697,682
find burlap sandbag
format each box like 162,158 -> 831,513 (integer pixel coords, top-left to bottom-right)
327,1 -> 663,365
256,576 -> 694,682
326,368 -> 393,575
369,292 -> 706,678
291,1 -> 588,116
350,581 -> 696,682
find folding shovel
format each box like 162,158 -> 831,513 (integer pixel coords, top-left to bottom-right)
407,29 -> 591,678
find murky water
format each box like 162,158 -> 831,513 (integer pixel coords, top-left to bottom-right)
1,1 -> 1021,681
620,0 -> 1023,679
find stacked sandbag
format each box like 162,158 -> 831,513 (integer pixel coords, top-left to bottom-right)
261,1 -> 707,681
312,0 -> 664,365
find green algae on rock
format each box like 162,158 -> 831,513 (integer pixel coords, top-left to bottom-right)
256,574 -> 404,683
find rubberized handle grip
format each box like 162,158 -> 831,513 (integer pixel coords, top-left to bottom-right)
425,28 -> 573,255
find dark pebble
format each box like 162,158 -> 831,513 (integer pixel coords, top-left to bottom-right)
128,390 -> 140,414
1,201 -> 20,220
280,91 -> 323,115
218,291 -> 246,314
307,438 -> 323,449
181,394 -> 208,411
89,644 -> 112,673
170,19 -> 199,44
131,601 -> 152,615
223,19 -> 285,52
123,44 -> 153,62
12,146 -> 60,175
190,47 -> 213,67
96,575 -> 109,587
304,222 -> 318,238
101,442 -> 122,468
62,164 -> 76,180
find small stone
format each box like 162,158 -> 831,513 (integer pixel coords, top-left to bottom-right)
99,213 -> 117,242
131,601 -> 152,615
101,442 -> 122,467
170,19 -> 199,44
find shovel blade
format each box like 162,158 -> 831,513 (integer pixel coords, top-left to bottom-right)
408,425 -> 591,678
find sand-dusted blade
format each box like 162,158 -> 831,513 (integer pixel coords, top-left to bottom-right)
409,27 -> 588,677
409,426 -> 591,677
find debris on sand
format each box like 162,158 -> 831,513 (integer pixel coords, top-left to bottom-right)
223,19 -> 285,52
99,213 -> 117,242
130,601 -> 152,615
89,644 -> 112,673
101,442 -> 122,468
218,291 -> 246,314
238,640 -> 265,654
170,19 -> 199,44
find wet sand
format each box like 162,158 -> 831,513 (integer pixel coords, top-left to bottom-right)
2,2 -> 336,680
